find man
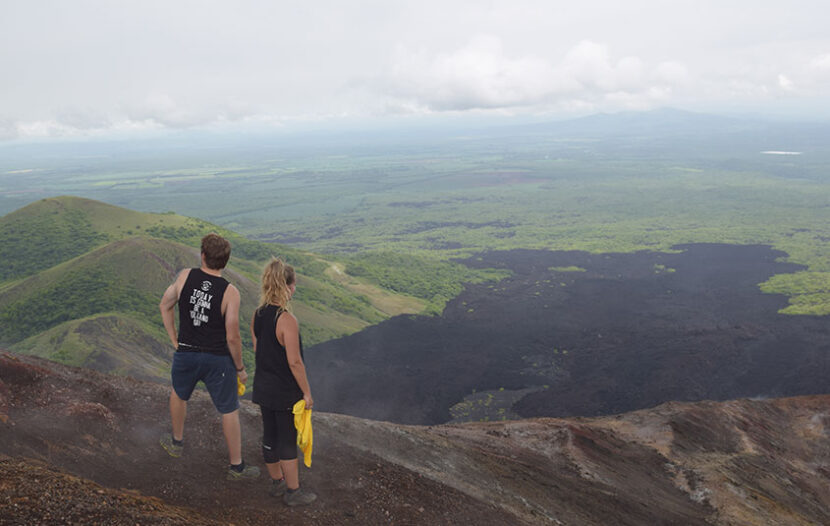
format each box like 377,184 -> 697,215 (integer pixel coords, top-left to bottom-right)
158,233 -> 259,480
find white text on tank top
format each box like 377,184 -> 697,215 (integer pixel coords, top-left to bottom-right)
189,280 -> 215,326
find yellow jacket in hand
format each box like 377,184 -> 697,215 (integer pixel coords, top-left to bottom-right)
292,399 -> 313,467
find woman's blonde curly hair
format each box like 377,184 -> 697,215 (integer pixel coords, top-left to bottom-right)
259,257 -> 296,312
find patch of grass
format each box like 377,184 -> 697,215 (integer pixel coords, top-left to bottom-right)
760,271 -> 830,314
324,262 -> 427,316
549,266 -> 587,272
343,251 -> 509,314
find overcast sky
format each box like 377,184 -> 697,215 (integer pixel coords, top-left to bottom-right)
2,0 -> 829,140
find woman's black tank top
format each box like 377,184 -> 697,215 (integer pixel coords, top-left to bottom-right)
252,304 -> 304,410
177,268 -> 230,355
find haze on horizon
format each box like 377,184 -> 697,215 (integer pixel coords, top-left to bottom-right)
2,0 -> 830,142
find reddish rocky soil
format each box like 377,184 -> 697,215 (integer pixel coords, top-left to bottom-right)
308,244 -> 830,424
3,352 -> 830,525
0,352 -> 514,526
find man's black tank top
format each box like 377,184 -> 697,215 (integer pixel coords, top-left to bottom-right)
252,304 -> 304,410
177,268 -> 230,355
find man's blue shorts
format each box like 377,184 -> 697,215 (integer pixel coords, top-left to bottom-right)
171,352 -> 239,414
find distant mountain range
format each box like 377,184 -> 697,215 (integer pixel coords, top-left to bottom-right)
485,108 -> 830,159
0,196 -> 426,380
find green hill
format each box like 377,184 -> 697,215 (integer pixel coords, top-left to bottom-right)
0,196 -> 198,283
0,197 -> 447,380
0,237 -> 209,342
0,195 -> 314,284
0,197 -> 108,282
0,196 -> 270,283
0,234 -> 425,380
0,237 -> 257,379
10,313 -> 173,381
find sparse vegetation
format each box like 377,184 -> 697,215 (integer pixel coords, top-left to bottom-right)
759,272 -> 830,315
344,251 -> 508,313
0,198 -> 441,375
3,114 -> 830,381
449,386 -> 545,423
549,266 -> 587,273
0,200 -> 108,282
0,269 -> 155,342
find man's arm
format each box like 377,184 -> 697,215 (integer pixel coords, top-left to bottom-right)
159,270 -> 188,348
223,284 -> 246,382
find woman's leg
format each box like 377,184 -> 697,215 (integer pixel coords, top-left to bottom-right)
275,409 -> 316,505
260,407 -> 284,480
281,458 -> 300,490
274,409 -> 299,488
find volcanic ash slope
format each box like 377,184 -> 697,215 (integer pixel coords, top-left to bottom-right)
1,351 -> 829,525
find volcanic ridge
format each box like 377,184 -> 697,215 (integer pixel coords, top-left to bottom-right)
2,352 -> 830,525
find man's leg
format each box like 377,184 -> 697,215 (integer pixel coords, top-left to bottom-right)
168,352 -> 197,445
169,388 -> 187,441
206,355 -> 257,478
222,409 -> 243,465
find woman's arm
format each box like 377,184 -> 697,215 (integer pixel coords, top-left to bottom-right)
277,312 -> 313,409
250,314 -> 257,352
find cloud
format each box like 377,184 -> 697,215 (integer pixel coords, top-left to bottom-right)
737,52 -> 830,100
0,92 -> 267,140
381,37 -> 691,114
653,61 -> 690,85
0,117 -> 18,141
383,36 -> 563,111
810,53 -> 830,72
122,93 -> 213,129
778,74 -> 795,92
54,107 -> 115,131
2,1 -> 830,139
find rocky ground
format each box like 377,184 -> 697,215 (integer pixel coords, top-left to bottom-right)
2,351 -> 830,525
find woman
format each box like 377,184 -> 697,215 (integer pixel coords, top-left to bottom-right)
251,257 -> 316,506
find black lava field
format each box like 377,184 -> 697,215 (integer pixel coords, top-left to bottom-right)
306,244 -> 830,425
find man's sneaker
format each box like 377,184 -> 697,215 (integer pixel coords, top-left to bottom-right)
227,461 -> 261,481
283,487 -> 317,507
269,478 -> 287,497
160,433 -> 183,458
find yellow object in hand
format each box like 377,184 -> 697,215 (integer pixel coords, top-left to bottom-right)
292,399 -> 313,467
237,376 -> 246,396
